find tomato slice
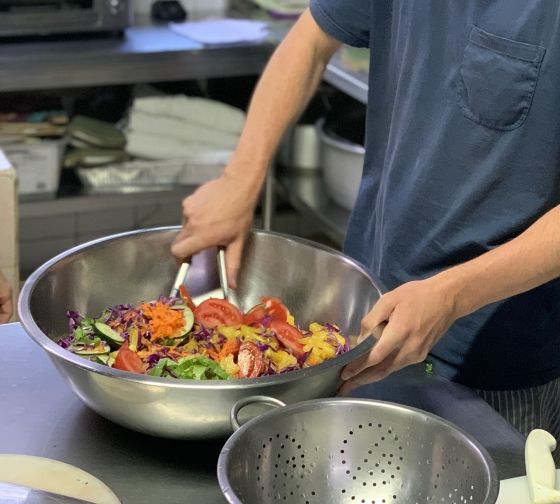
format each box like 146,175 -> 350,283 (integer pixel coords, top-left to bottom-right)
242,304 -> 268,326
242,297 -> 289,326
114,343 -> 144,373
237,341 -> 265,378
179,284 -> 196,312
261,297 -> 289,322
194,298 -> 243,329
269,320 -> 305,358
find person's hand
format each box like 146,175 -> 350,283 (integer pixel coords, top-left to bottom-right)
171,170 -> 261,287
339,275 -> 461,395
0,272 -> 13,324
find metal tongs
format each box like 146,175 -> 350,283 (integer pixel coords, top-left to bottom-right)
169,247 -> 230,301
216,247 -> 230,301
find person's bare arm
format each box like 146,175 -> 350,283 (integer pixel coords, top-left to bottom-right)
340,203 -> 560,394
0,271 -> 13,324
171,10 -> 341,285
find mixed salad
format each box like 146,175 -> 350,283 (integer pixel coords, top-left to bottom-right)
59,286 -> 350,380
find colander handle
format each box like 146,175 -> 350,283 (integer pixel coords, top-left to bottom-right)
230,396 -> 286,431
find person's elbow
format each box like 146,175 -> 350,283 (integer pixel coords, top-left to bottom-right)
0,274 -> 13,324
288,8 -> 342,67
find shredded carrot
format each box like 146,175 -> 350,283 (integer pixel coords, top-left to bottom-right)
140,301 -> 185,341
219,338 -> 241,361
203,347 -> 220,361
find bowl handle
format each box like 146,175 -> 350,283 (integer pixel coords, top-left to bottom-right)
230,396 -> 286,431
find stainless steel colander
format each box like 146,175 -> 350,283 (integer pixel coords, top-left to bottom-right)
217,397 -> 499,504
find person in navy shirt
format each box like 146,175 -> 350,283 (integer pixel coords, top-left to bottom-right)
173,1 -> 560,444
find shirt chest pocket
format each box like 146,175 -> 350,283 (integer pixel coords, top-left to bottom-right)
456,25 -> 546,131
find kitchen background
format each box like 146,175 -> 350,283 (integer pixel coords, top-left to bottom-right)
0,0 -> 370,320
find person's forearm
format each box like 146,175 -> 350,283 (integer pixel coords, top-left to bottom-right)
436,204 -> 560,317
227,10 -> 340,185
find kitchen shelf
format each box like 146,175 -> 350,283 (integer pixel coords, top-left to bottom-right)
324,51 -> 369,104
4,17 -> 367,253
0,20 -> 368,100
276,169 -> 351,246
0,24 -> 282,93
19,187 -> 192,218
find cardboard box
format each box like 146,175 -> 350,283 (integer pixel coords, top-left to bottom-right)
0,265 -> 19,323
0,150 -> 18,268
2,140 -> 62,198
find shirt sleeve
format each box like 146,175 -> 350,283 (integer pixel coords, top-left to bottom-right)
310,0 -> 371,48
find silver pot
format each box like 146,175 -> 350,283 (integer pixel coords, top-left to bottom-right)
317,118 -> 365,211
18,228 -> 381,439
279,123 -> 321,171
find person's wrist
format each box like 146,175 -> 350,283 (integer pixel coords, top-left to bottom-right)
225,154 -> 268,180
223,158 -> 268,206
430,267 -> 474,320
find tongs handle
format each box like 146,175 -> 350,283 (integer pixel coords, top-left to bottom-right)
169,261 -> 190,299
217,247 -> 229,301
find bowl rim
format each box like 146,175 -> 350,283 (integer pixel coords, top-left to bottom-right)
216,397 -> 500,504
18,226 -> 382,390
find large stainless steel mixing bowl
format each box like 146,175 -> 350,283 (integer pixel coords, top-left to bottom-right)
18,228 -> 381,439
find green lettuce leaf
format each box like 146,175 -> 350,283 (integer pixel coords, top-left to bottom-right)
148,356 -> 230,380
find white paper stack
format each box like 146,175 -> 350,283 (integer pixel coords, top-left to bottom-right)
169,19 -> 269,45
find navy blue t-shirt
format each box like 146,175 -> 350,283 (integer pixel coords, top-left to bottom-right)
310,0 -> 560,390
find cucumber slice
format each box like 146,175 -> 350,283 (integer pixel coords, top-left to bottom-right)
94,322 -> 125,347
181,306 -> 194,335
95,354 -> 111,365
71,342 -> 111,356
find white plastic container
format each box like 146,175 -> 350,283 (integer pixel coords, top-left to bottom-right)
2,140 -> 63,199
316,118 -> 365,211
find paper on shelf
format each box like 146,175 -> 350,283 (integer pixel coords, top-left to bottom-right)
169,18 -> 269,45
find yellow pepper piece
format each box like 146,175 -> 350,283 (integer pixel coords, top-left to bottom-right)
183,339 -> 199,354
309,322 -> 324,333
217,325 -> 239,340
305,348 -> 325,366
265,349 -> 298,370
220,354 -> 240,376
240,325 -> 260,339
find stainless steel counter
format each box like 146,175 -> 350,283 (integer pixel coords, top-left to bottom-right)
0,322 -> 525,503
